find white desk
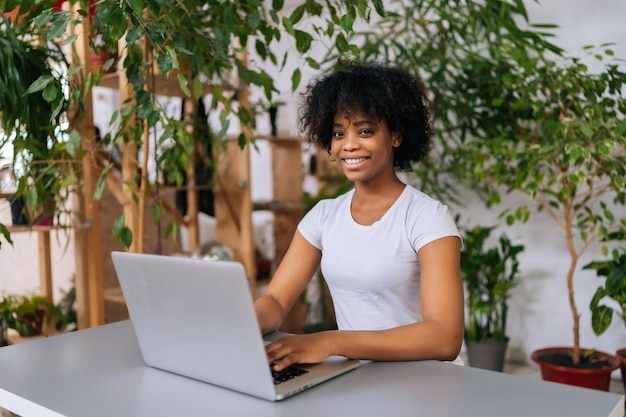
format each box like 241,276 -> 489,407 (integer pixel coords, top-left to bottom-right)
0,320 -> 623,417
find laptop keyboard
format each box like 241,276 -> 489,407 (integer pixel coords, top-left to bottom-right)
271,365 -> 309,385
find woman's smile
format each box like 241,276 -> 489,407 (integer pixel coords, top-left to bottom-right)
342,156 -> 369,166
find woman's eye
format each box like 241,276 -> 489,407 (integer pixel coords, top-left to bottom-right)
332,131 -> 344,138
359,129 -> 374,135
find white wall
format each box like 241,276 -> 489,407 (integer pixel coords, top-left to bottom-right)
0,200 -> 75,302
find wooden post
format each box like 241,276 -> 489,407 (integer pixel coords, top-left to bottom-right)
184,98 -> 200,251
71,4 -> 105,327
271,139 -> 306,333
235,52 -> 256,293
37,230 -> 53,304
215,47 -> 256,294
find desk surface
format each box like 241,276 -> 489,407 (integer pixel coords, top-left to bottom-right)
0,320 -> 623,417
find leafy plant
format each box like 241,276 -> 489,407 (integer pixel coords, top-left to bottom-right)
0,0 -> 387,250
584,230 -> 626,337
461,225 -> 524,342
0,293 -> 67,345
0,6 -> 83,244
0,294 -> 20,346
326,0 -> 564,202
459,47 -> 626,366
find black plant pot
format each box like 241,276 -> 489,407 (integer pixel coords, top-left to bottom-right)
9,195 -> 29,225
466,339 -> 509,372
8,195 -> 55,226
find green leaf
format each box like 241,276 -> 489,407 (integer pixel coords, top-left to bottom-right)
371,0 -> 385,16
63,34 -> 78,46
223,4 -> 236,27
340,10 -> 355,32
156,54 -> 173,74
112,215 -> 126,236
121,227 -> 133,248
127,26 -> 143,44
238,133 -> 247,148
305,57 -> 320,70
294,30 -> 313,53
289,5 -> 305,25
42,84 -> 59,103
125,0 -> 144,15
0,223 -> 14,248
581,124 -> 594,138
282,15 -> 295,36
24,76 -> 53,95
291,68 -> 301,92
66,130 -> 82,156
591,305 -> 613,336
272,0 -> 284,11
177,73 -> 190,97
152,203 -> 161,223
61,172 -> 77,189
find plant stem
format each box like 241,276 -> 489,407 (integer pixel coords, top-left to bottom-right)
564,197 -> 581,365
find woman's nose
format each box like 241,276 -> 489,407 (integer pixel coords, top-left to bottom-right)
343,132 -> 359,151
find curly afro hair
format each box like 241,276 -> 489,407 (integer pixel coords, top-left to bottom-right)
298,60 -> 432,170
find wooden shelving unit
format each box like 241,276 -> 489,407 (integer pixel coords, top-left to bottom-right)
2,3 -> 308,333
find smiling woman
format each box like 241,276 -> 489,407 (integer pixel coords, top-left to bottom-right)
254,61 -> 464,372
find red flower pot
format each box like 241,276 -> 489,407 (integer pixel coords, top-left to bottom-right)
532,346 -> 621,391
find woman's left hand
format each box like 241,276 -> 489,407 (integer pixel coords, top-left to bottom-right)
265,332 -> 333,371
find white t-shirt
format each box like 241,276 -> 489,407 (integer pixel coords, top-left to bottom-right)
298,185 -> 463,363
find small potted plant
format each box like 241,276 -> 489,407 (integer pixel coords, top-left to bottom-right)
0,293 -> 67,346
583,230 -> 626,396
13,294 -> 66,337
461,225 -> 524,371
0,294 -> 20,346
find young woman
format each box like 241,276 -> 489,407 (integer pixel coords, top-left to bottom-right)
254,61 -> 464,371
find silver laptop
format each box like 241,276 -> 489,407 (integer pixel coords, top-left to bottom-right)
111,251 -> 360,401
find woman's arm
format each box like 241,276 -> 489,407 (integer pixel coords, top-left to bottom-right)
265,235 -> 464,370
254,230 -> 322,335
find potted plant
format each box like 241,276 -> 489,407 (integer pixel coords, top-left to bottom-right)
13,293 -> 66,337
0,293 -> 66,345
583,229 -> 626,396
461,225 -> 524,371
0,294 -> 20,346
0,11 -> 79,229
455,46 -> 626,391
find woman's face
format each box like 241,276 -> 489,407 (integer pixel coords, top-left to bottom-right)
330,111 -> 401,184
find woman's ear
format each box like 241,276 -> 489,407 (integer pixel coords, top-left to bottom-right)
392,132 -> 402,147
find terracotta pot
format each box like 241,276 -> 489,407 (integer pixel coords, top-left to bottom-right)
531,346 -> 621,391
616,348 -> 626,408
17,310 -> 46,337
90,50 -> 118,74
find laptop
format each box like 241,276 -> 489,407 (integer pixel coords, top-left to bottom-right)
111,251 -> 361,401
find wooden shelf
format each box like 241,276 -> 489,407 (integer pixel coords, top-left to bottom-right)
97,71 -> 215,98
4,223 -> 91,233
253,200 -> 304,211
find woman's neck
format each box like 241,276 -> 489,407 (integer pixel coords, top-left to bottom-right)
350,177 -> 406,226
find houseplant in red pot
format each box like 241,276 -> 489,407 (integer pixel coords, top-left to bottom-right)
456,44 -> 626,390
584,230 -> 626,397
